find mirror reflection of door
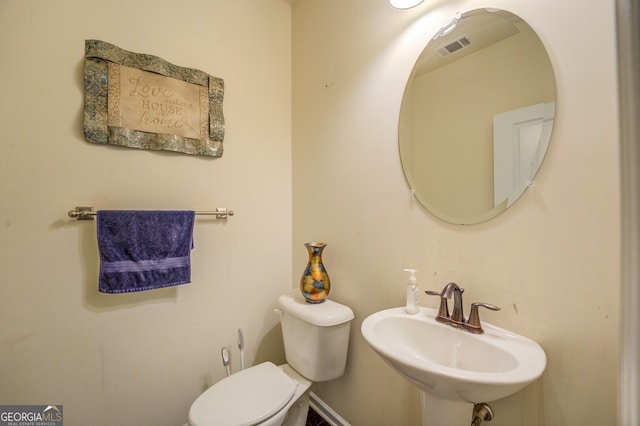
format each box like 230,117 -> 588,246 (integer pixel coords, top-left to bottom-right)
493,102 -> 555,208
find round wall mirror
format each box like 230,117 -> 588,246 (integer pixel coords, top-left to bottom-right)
399,8 -> 556,224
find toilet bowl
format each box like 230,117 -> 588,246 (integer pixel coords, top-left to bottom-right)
187,292 -> 354,426
188,362 -> 311,426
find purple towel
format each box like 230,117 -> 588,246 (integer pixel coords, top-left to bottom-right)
96,210 -> 195,294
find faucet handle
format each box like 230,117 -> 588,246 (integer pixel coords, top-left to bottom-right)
425,290 -> 450,320
467,302 -> 501,334
471,302 -> 500,311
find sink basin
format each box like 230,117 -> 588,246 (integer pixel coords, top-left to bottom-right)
361,307 -> 546,403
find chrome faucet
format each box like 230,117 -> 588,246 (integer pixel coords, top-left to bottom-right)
426,283 -> 500,334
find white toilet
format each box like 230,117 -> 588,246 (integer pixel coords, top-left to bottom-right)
187,292 -> 355,426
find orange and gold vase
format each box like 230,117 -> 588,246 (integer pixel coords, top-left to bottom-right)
300,242 -> 331,304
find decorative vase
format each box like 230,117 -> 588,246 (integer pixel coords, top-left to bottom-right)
300,242 -> 331,304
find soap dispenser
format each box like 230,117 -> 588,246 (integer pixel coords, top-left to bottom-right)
404,268 -> 419,314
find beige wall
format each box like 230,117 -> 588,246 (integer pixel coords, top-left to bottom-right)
0,1 -> 291,425
293,0 -> 619,425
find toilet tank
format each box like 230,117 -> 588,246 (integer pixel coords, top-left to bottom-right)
278,293 -> 354,382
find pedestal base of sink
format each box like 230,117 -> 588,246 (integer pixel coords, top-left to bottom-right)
420,391 -> 473,426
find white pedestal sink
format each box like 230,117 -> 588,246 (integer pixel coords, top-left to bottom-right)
361,307 -> 546,425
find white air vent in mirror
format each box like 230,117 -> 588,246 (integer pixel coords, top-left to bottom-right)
437,36 -> 471,57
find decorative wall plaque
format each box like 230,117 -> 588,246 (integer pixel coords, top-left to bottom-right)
83,40 -> 224,157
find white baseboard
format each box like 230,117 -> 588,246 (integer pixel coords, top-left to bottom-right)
309,392 -> 351,426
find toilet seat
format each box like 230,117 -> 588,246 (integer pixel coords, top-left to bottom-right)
188,362 -> 296,426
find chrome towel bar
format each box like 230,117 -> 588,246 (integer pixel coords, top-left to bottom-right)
68,206 -> 234,220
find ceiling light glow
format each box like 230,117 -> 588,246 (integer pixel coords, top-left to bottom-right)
389,0 -> 424,10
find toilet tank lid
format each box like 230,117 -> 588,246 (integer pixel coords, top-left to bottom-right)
278,293 -> 354,326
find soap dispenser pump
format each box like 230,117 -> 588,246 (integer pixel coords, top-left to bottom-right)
404,268 -> 419,314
